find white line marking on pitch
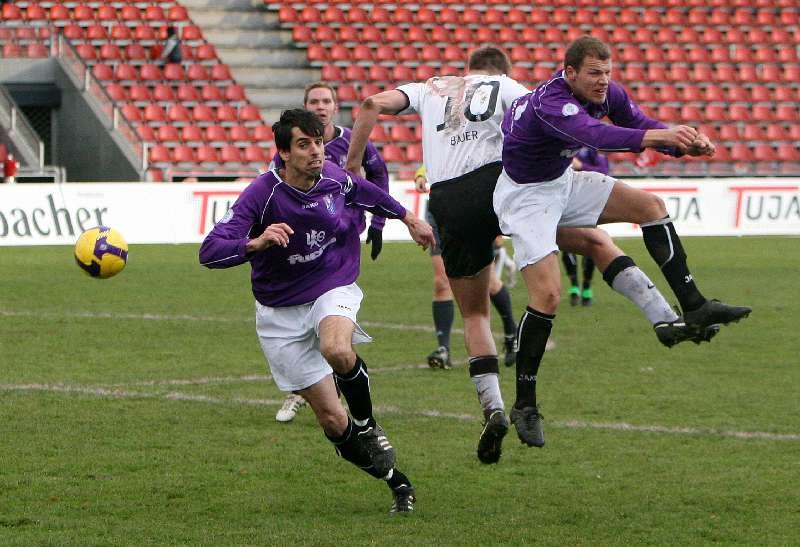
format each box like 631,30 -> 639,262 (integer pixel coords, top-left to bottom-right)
2,382 -> 798,442
0,309 -> 461,334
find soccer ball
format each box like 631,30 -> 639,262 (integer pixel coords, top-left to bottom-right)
74,226 -> 129,279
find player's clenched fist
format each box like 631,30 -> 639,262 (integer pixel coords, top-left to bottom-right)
247,222 -> 294,253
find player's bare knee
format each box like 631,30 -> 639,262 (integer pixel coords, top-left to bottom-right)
433,276 -> 450,298
643,194 -> 668,222
320,343 -> 354,371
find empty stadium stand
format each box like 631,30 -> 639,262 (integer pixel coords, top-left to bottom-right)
270,1 -> 800,178
1,0 -> 273,181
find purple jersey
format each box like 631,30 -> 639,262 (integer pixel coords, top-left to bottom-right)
502,71 -> 674,184
271,126 -> 389,230
199,161 -> 406,307
575,147 -> 610,175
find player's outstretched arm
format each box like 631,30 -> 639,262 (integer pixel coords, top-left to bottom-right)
641,125 -> 699,153
401,211 -> 435,251
246,223 -> 294,254
346,90 -> 409,175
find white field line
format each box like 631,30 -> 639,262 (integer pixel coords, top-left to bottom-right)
0,309 -> 451,334
2,381 -> 798,443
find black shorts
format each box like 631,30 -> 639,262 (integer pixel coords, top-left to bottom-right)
427,161 -> 503,278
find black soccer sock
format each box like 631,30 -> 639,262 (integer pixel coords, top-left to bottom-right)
432,300 -> 454,349
326,418 -> 383,479
385,468 -> 413,491
334,355 -> 373,427
582,257 -> 595,290
561,252 -> 579,287
515,307 -> 554,409
490,285 -> 517,337
641,218 -> 706,312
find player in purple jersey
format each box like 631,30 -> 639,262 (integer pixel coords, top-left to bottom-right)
273,82 -> 391,423
347,46 -> 709,464
562,148 -> 609,306
495,36 -> 751,448
200,109 -> 434,515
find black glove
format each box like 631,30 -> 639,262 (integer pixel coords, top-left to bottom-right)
366,226 -> 383,260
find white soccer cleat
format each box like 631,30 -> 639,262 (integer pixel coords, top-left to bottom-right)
275,394 -> 306,423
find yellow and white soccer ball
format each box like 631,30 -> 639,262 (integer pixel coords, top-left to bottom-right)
74,226 -> 128,279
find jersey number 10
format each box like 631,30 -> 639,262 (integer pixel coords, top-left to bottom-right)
436,81 -> 501,132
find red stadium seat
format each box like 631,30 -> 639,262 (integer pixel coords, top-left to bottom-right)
121,5 -> 142,22
127,84 -> 150,103
775,105 -> 798,122
416,65 -> 436,81
168,5 -> 188,21
24,43 -> 47,58
138,125 -> 156,142
92,64 -> 114,81
139,64 -> 162,81
173,145 -> 197,163
97,5 -> 117,22
148,145 -> 171,163
105,84 -> 127,102
718,124 -> 741,142
336,84 -> 358,102
368,65 -> 390,83
121,104 -> 142,123
205,125 -> 228,143
728,104 -> 751,122
144,5 -> 165,22
705,104 -> 728,122
100,44 -> 123,62
156,125 -> 180,143
168,104 -> 192,124
210,64 -> 232,81
134,25 -> 156,42
253,124 -> 274,142
144,103 -> 167,124
221,145 -> 243,163
753,144 -> 777,161
152,84 -> 176,102
765,124 -> 790,141
49,4 -> 69,21
26,3 -> 47,21
776,143 -> 800,161
115,64 -> 139,82
192,104 -> 215,123
72,5 -> 93,23
390,125 -> 415,143
199,84 -> 222,102
244,145 -> 267,164
163,63 -> 186,81
188,64 -> 211,81
397,45 -> 418,63
391,65 -> 415,83
125,44 -> 148,62
229,125 -> 252,143
380,144 -> 406,163
177,84 -> 199,102
216,105 -> 238,123
197,145 -> 219,163
181,125 -> 204,143
238,104 -> 262,124
729,143 -> 753,162
704,85 -> 727,102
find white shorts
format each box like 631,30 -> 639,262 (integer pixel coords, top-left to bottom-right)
493,167 -> 615,269
255,283 -> 372,392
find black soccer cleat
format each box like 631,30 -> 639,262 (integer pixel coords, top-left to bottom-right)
389,485 -> 415,516
684,299 -> 751,331
358,424 -> 396,477
510,405 -> 545,448
427,346 -> 452,370
477,409 -> 509,464
503,336 -> 517,368
654,320 -> 720,348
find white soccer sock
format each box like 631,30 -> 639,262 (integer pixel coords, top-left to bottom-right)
611,266 -> 679,325
470,373 -> 505,416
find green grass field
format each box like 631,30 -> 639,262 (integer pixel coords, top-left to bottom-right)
1,237 -> 797,545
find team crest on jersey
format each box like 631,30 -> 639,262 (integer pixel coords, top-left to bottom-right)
219,209 -> 234,223
323,193 -> 336,215
562,103 -> 579,116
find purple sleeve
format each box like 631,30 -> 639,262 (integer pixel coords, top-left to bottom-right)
607,83 -> 682,157
344,171 -> 406,220
198,185 -> 259,269
362,141 -> 390,230
536,102 -> 646,152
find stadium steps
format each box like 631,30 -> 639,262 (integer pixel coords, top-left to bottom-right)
181,0 -> 318,123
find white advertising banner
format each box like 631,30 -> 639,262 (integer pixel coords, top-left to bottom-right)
0,178 -> 798,246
